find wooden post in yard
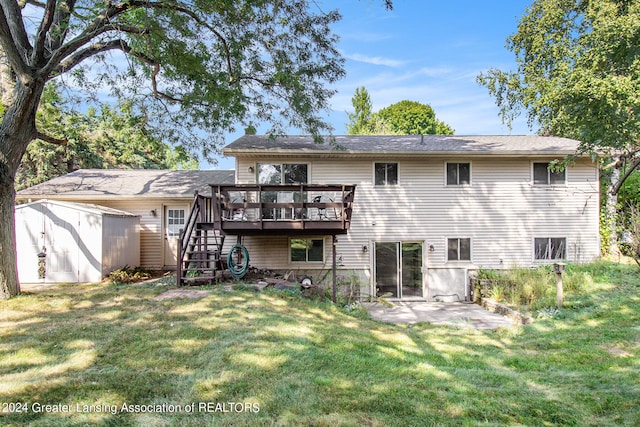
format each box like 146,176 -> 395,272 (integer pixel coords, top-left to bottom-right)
553,262 -> 565,309
332,235 -> 337,303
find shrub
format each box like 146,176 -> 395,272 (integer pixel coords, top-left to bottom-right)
109,266 -> 151,285
503,267 -> 553,306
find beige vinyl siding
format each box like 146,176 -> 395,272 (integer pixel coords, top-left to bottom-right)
95,199 -> 164,269
101,215 -> 140,275
88,198 -> 194,269
241,235 -> 333,272
234,156 -> 599,275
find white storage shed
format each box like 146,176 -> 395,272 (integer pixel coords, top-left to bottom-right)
15,199 -> 140,283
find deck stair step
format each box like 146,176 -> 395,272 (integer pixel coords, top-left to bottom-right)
177,192 -> 228,286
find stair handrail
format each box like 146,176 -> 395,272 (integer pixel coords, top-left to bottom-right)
179,191 -> 203,262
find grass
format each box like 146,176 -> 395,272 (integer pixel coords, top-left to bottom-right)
0,261 -> 639,426
476,264 -> 596,314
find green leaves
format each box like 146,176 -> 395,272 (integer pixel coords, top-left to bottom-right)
16,85 -> 198,190
346,86 -> 373,135
7,0 -> 347,159
477,0 -> 640,253
346,89 -> 454,136
377,100 -> 454,135
478,0 -> 640,158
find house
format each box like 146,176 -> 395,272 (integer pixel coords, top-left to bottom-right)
214,134 -> 600,300
16,136 -> 600,299
16,169 -> 235,272
15,199 -> 140,283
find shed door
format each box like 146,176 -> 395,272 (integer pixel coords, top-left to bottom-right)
15,205 -> 43,283
45,210 -> 80,283
164,206 -> 187,267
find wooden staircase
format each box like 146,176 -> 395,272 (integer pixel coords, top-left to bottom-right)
177,184 -> 357,287
177,193 -> 225,286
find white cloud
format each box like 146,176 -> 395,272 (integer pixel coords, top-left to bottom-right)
329,62 -> 532,137
344,53 -> 406,68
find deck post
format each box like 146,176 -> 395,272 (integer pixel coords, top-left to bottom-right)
177,228 -> 183,287
332,235 -> 337,303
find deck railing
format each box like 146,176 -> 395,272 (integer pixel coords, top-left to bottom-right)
210,184 -> 356,235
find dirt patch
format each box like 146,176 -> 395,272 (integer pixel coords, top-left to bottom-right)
606,346 -> 632,357
153,288 -> 214,300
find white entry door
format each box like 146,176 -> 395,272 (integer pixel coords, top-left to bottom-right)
164,206 -> 187,267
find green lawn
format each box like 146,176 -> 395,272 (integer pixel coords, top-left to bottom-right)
1,261 -> 639,426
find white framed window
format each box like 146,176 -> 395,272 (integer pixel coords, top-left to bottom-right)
258,164 -> 308,220
374,162 -> 398,186
534,237 -> 566,260
446,162 -> 471,185
166,209 -> 186,237
290,238 -> 324,262
532,162 -> 565,185
447,238 -> 471,261
257,163 -> 308,184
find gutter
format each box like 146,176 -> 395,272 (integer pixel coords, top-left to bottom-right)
222,149 -> 584,158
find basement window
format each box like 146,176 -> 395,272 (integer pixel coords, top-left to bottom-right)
290,238 -> 324,262
447,238 -> 471,261
534,237 -> 566,260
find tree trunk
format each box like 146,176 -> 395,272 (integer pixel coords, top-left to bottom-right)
0,80 -> 44,299
606,166 -> 621,257
0,169 -> 18,299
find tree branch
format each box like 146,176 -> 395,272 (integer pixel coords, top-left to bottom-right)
47,0 -> 77,54
0,0 -> 32,59
54,38 -> 152,74
612,157 -> 640,195
36,131 -> 67,146
52,37 -> 180,103
20,0 -> 46,8
32,0 -> 57,65
40,1 -> 131,77
44,1 -> 234,81
140,1 -> 234,80
150,63 -> 182,103
601,147 -> 640,170
0,5 -> 31,84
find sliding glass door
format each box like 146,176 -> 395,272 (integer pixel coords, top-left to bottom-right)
374,242 -> 423,298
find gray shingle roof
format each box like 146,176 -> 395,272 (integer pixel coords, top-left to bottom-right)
17,199 -> 140,217
223,135 -> 581,156
17,169 -> 235,199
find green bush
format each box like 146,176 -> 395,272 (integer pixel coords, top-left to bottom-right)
503,267 -> 553,306
109,266 -> 151,285
477,265 -> 596,312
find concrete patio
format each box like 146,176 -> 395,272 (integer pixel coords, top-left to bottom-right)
362,301 -> 516,330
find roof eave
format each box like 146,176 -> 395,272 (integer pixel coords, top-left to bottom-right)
222,148 -> 583,158
16,193 -> 198,201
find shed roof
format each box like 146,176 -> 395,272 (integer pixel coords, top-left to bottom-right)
16,199 -> 139,217
17,169 -> 235,199
223,135 -> 581,157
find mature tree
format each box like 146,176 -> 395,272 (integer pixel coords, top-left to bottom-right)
0,0 -> 392,299
346,89 -> 454,135
16,85 -> 198,190
346,86 -> 373,134
477,0 -> 640,254
377,100 -> 454,135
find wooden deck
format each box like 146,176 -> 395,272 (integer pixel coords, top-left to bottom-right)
209,184 -> 356,236
177,184 -> 356,287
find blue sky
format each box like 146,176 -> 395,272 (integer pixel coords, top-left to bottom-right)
213,0 -> 533,169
